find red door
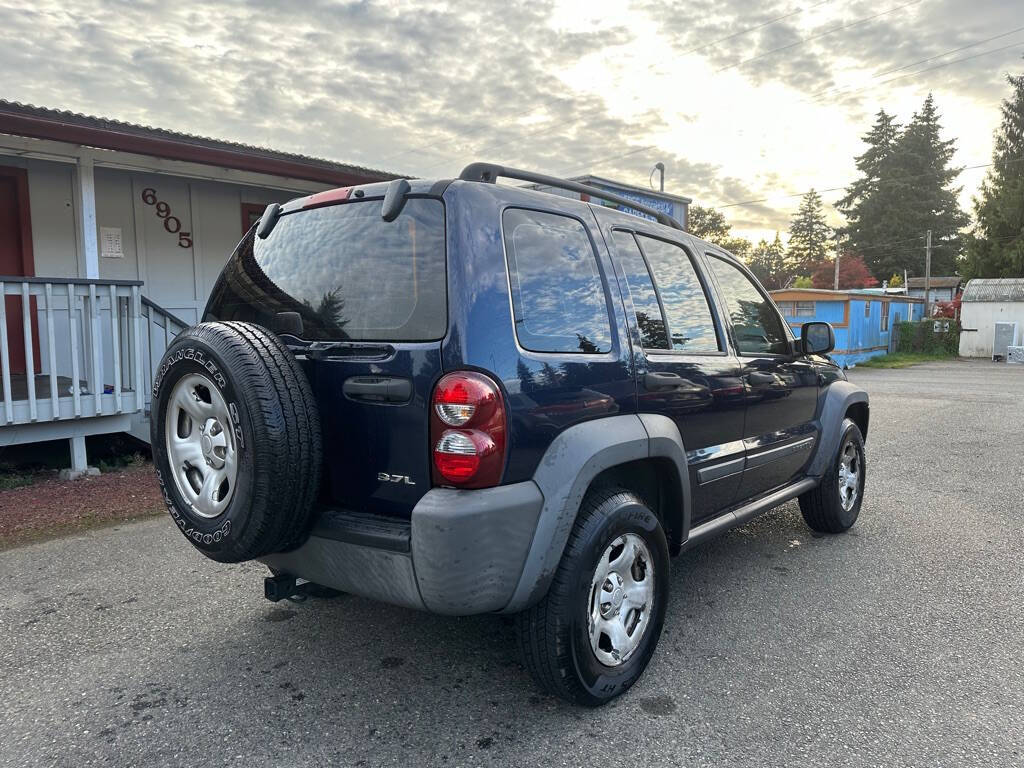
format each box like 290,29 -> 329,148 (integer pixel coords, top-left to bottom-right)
0,166 -> 40,376
241,202 -> 265,236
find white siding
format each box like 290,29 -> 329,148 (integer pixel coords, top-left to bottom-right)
13,159 -> 305,321
959,302 -> 1024,358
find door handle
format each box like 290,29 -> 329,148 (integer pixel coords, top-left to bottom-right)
746,371 -> 777,386
643,372 -> 706,394
343,376 -> 412,404
644,372 -> 683,391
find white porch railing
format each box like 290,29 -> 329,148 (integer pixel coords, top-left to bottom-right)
139,296 -> 190,418
0,277 -> 145,426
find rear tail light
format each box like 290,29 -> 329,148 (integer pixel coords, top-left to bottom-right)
431,371 -> 506,488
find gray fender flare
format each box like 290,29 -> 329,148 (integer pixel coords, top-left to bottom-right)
502,413 -> 689,613
807,381 -> 869,478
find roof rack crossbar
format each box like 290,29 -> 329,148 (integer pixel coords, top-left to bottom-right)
459,162 -> 684,231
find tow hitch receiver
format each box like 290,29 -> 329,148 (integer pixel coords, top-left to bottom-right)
264,573 -> 309,602
264,574 -> 342,602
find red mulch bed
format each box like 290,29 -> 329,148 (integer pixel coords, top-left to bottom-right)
0,463 -> 165,549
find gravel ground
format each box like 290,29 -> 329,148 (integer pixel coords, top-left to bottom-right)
0,464 -> 163,549
1,359 -> 1022,768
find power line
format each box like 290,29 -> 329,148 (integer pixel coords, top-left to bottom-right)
715,0 -> 922,75
716,155 -> 1024,210
809,39 -> 1024,104
671,0 -> 837,60
552,145 -> 658,177
872,25 -> 1024,78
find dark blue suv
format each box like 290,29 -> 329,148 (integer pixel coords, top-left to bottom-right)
151,163 -> 869,706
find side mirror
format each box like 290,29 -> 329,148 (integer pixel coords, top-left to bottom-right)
801,321 -> 835,355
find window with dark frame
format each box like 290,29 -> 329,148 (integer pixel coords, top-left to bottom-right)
502,208 -> 612,354
611,230 -> 669,349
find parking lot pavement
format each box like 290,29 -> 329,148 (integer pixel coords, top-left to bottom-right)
2,359 -> 1022,768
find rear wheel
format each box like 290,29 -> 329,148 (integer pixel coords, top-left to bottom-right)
799,418 -> 865,533
515,487 -> 669,706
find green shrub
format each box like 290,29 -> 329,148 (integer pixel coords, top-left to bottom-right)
894,319 -> 960,355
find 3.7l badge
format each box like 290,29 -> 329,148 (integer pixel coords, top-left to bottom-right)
378,472 -> 416,485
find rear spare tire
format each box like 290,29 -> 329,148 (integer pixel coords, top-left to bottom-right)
151,321 -> 322,563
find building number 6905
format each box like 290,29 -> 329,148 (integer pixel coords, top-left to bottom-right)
141,187 -> 193,249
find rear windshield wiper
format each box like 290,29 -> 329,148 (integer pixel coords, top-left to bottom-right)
291,340 -> 395,360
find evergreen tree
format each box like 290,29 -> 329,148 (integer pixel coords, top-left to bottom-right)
839,97 -> 968,280
890,94 -> 968,276
837,110 -> 903,276
962,68 -> 1024,278
748,232 -> 789,289
787,189 -> 832,275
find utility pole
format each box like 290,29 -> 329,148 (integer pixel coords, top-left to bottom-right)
924,229 -> 932,317
833,245 -> 841,290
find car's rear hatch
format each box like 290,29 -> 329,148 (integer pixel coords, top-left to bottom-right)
204,189 -> 446,519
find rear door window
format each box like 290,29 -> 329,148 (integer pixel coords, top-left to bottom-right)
213,198 -> 446,342
503,208 -> 612,354
611,230 -> 669,349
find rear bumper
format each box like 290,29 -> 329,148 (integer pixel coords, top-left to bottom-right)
259,480 -> 544,615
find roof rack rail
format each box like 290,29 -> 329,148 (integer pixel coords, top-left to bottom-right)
458,162 -> 684,231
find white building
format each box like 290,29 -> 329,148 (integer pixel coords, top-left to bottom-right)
0,101 -> 396,473
958,278 -> 1024,359
905,276 -> 961,304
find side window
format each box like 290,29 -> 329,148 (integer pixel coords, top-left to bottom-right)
637,235 -> 720,352
611,230 -> 668,349
503,208 -> 612,354
880,301 -> 890,331
708,256 -> 790,355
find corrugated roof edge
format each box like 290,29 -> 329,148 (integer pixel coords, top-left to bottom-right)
0,99 -> 403,185
961,278 -> 1024,303
770,288 -> 924,302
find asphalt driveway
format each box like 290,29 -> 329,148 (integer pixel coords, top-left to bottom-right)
2,359 -> 1022,767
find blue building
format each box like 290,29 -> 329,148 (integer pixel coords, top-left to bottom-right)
770,289 -> 925,367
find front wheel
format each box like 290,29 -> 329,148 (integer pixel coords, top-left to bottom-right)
515,487 -> 670,706
799,418 -> 865,533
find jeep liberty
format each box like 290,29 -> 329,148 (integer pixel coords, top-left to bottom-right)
152,163 -> 868,706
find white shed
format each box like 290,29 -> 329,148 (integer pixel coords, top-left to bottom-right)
958,278 -> 1024,358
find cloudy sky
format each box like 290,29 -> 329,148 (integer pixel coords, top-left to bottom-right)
2,0 -> 1022,241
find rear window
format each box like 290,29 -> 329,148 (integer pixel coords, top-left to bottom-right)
502,208 -> 612,354
206,198 -> 446,342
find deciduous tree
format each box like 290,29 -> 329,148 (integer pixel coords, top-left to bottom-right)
747,233 -> 789,289
687,205 -> 752,259
810,254 -> 879,290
